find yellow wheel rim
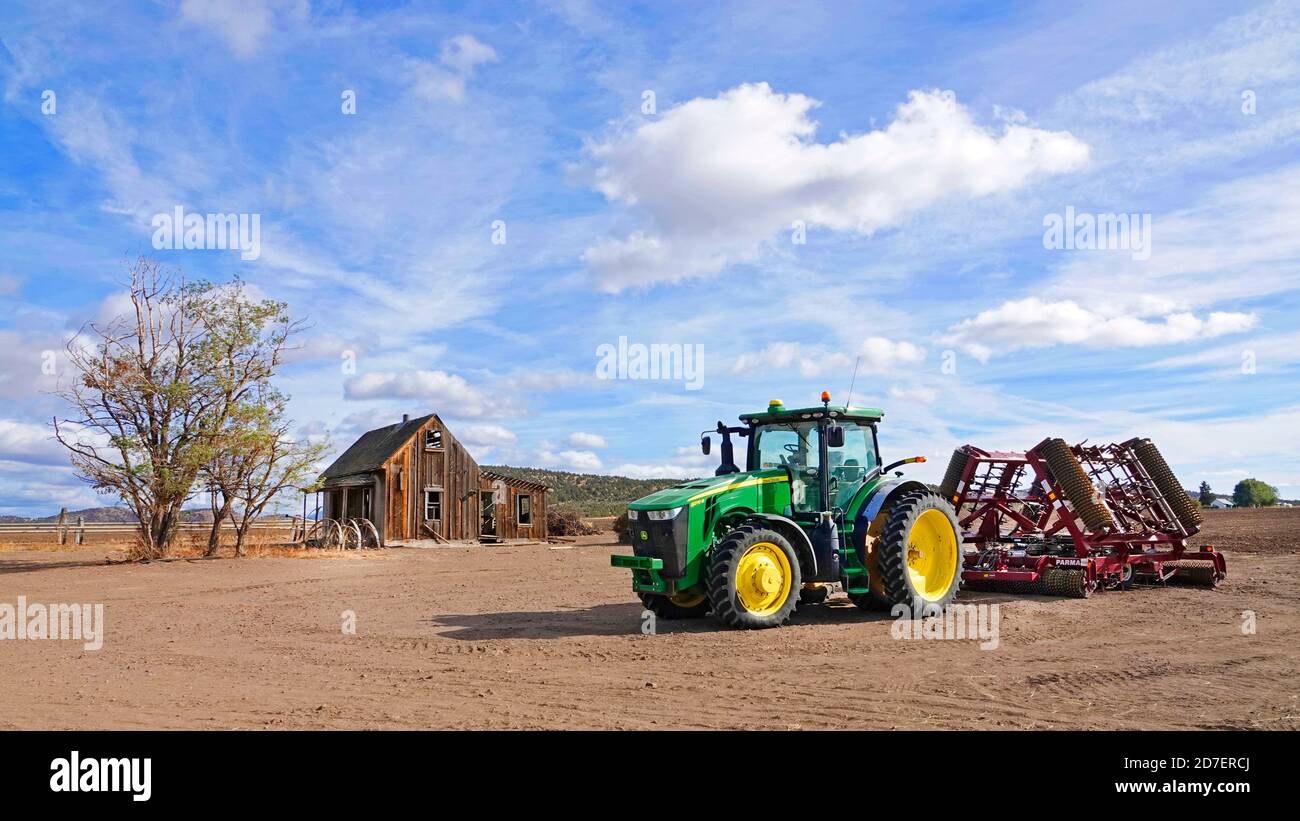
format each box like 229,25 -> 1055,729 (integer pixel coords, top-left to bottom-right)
907,509 -> 958,601
735,541 -> 793,616
670,591 -> 706,608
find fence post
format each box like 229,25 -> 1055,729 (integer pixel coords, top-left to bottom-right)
57,507 -> 68,545
76,515 -> 85,545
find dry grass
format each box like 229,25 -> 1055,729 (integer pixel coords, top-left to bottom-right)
0,540 -> 116,553
0,536 -> 366,560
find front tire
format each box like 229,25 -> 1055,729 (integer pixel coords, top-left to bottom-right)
639,591 -> 710,619
707,526 -> 801,629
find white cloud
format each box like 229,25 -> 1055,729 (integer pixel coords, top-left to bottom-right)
889,385 -> 938,404
0,419 -> 65,465
610,461 -> 702,480
408,34 -> 498,102
733,337 -> 923,377
538,448 -> 602,472
945,298 -> 1256,361
567,431 -> 607,449
1141,330 -> 1300,373
584,83 -> 1089,290
0,329 -> 67,401
343,370 -> 513,417
457,423 -> 518,447
440,34 -> 497,73
178,0 -> 276,59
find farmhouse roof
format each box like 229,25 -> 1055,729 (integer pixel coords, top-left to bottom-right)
481,469 -> 550,492
320,414 -> 436,480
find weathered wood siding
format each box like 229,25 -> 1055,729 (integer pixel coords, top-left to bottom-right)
379,415 -> 480,542
480,473 -> 548,540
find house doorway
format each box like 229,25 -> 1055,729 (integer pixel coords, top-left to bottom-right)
346,486 -> 372,521
479,490 -> 497,538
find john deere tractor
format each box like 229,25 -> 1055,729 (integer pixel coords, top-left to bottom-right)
611,394 -> 962,629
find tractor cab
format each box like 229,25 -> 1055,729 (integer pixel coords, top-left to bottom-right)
737,396 -> 882,516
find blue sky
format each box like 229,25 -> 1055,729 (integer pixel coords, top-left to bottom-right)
1,0 -> 1298,516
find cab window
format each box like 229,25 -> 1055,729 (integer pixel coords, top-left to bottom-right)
829,421 -> 877,507
753,422 -> 818,470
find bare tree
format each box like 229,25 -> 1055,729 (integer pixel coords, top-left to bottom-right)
54,260 -> 210,558
52,259 -> 303,559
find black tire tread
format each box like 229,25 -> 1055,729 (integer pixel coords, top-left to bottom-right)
639,591 -> 709,619
1039,438 -> 1115,532
873,489 -> 963,612
938,448 -> 971,502
706,526 -> 800,629
1038,567 -> 1093,598
1131,438 -> 1203,533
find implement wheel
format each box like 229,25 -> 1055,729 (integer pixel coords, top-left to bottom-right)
707,526 -> 801,629
639,591 -> 710,619
1130,438 -> 1203,533
865,490 -> 962,614
1039,438 -> 1115,532
1039,568 -> 1094,598
938,448 -> 971,501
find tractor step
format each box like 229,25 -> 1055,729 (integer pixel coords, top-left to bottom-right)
610,554 -> 663,571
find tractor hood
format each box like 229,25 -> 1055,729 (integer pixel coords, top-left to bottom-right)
628,469 -> 788,511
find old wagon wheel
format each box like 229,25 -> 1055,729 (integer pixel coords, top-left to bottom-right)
321,518 -> 345,550
304,518 -> 328,548
353,518 -> 381,549
342,519 -> 363,550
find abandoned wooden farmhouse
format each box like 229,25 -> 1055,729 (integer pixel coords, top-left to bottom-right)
317,413 -> 548,544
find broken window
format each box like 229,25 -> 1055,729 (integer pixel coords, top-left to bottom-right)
517,493 -> 532,526
424,488 -> 443,521
425,429 -> 443,450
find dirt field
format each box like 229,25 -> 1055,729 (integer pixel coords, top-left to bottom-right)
0,508 -> 1295,729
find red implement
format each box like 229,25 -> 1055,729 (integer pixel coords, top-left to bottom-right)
940,437 -> 1226,597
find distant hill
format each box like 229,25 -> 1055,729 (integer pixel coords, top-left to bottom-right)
2,506 -> 215,524
484,465 -> 689,517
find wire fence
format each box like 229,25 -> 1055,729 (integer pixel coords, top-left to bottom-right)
0,518 -> 302,545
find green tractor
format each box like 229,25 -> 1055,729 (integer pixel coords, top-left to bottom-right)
611,393 -> 962,629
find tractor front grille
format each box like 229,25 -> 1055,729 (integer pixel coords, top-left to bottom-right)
631,509 -> 690,579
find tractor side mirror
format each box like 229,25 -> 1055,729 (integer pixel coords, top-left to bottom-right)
701,436 -> 711,456
827,424 -> 845,448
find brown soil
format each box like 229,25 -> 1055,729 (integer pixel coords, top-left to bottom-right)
0,508 -> 1295,729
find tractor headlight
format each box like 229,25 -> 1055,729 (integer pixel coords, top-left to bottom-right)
645,506 -> 684,521
627,508 -> 639,520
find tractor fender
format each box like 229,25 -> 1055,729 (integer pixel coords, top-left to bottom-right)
856,479 -> 931,528
740,513 -> 818,578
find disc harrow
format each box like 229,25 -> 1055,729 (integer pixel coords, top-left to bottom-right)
944,437 -> 1225,599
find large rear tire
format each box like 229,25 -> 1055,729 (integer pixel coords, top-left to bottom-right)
707,526 -> 801,629
870,490 -> 962,614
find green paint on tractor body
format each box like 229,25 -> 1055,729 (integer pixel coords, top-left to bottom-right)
613,399 -> 931,604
